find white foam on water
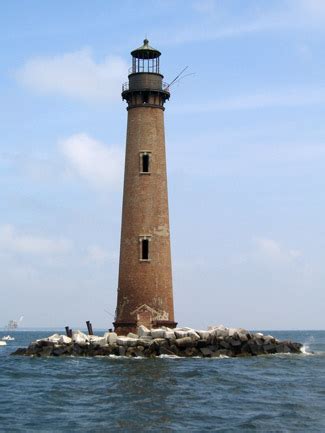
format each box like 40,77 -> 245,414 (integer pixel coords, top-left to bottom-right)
301,335 -> 316,355
106,354 -> 147,360
301,345 -> 314,355
158,354 -> 180,359
108,354 -> 128,359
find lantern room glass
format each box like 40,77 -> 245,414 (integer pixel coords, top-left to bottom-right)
132,56 -> 159,74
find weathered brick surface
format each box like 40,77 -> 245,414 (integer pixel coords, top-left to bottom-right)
115,104 -> 175,334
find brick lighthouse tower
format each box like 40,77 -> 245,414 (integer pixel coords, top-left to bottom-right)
114,39 -> 176,335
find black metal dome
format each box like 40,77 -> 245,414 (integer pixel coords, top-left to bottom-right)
131,39 -> 161,59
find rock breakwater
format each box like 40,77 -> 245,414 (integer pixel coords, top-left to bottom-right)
12,325 -> 303,358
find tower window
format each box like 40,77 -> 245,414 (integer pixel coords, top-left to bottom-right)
142,239 -> 149,260
140,152 -> 151,174
139,236 -> 151,261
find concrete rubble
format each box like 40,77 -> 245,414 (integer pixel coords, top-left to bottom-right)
12,325 -> 303,358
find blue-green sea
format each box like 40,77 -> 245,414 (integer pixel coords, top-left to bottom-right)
0,330 -> 324,432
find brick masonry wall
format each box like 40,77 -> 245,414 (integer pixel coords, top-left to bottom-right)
115,106 -> 175,332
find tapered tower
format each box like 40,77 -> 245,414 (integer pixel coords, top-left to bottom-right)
114,39 -> 176,335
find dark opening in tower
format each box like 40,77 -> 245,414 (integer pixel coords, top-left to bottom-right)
141,239 -> 149,260
143,93 -> 149,104
142,153 -> 150,172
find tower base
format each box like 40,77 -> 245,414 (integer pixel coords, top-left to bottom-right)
113,321 -> 137,335
152,320 -> 178,329
113,320 -> 178,335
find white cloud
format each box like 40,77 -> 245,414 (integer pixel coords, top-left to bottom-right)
0,224 -> 72,255
173,87 -> 325,114
161,20 -> 275,45
16,48 -> 128,103
254,237 -> 302,265
86,245 -> 116,265
59,133 -> 123,188
160,1 -> 325,46
296,0 -> 325,18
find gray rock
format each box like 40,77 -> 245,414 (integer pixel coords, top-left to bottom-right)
246,340 -> 261,356
72,331 -> 89,344
264,335 -> 275,344
137,338 -> 154,348
197,339 -> 208,348
200,347 -> 213,357
187,330 -> 200,340
37,340 -> 55,348
263,343 -> 277,354
152,338 -> 168,348
183,347 -> 199,357
228,328 -> 239,337
151,329 -> 165,339
276,344 -> 291,354
104,332 -> 117,345
40,346 -> 55,356
238,333 -> 249,342
174,330 -> 188,339
213,328 -> 229,339
228,338 -> 242,347
89,336 -> 107,347
45,334 -> 60,343
175,337 -> 194,348
288,342 -> 303,353
12,326 -> 304,358
95,346 -> 112,356
127,332 -> 139,339
255,332 -> 264,338
52,345 -> 68,356
116,336 -> 138,347
159,346 -> 177,356
163,330 -> 176,340
219,340 -> 231,349
126,347 -> 139,357
119,346 -> 126,356
197,330 -> 211,340
59,335 -> 72,344
137,325 -> 151,337
72,344 -> 85,355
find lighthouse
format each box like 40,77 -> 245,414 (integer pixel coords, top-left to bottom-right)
114,39 -> 176,335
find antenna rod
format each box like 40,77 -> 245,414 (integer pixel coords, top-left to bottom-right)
167,66 -> 189,88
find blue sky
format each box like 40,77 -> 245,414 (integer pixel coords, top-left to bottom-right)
1,0 -> 324,330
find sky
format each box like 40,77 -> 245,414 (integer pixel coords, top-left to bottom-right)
1,0 -> 324,330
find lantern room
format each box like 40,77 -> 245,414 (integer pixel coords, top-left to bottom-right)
130,39 -> 161,74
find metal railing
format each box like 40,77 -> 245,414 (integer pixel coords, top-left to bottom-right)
122,82 -> 170,92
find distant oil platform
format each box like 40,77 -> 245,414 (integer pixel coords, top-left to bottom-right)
4,316 -> 24,331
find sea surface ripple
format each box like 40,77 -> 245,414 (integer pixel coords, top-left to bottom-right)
0,330 -> 324,432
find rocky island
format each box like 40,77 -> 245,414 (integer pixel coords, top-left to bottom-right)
12,325 -> 303,358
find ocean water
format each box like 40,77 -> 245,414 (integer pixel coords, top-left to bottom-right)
0,330 -> 324,432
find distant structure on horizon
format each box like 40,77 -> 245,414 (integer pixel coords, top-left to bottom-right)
114,40 -> 176,335
4,316 -> 24,331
